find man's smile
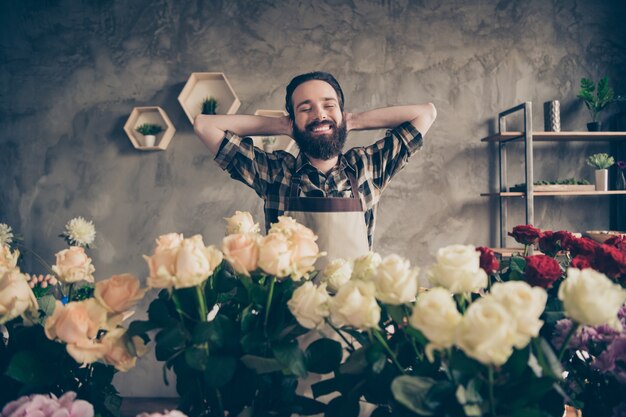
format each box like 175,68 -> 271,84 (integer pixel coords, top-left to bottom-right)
307,121 -> 335,135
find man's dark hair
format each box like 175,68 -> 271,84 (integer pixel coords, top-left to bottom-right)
285,71 -> 345,120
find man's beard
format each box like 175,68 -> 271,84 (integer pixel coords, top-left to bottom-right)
293,119 -> 347,160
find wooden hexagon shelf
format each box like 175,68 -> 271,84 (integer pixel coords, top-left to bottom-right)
178,72 -> 241,124
252,109 -> 298,156
123,106 -> 176,151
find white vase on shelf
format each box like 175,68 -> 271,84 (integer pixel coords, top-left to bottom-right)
595,169 -> 608,191
143,134 -> 156,147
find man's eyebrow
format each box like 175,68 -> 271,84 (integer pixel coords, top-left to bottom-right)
296,97 -> 338,109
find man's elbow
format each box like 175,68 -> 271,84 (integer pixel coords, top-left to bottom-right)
425,102 -> 437,124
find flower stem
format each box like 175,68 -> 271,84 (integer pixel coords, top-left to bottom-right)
523,244 -> 529,257
326,319 -> 355,353
488,366 -> 496,417
16,244 -> 57,277
264,277 -> 276,328
372,328 -> 404,374
215,388 -> 224,417
558,323 -> 580,361
401,305 -> 423,361
196,285 -> 208,321
67,283 -> 74,302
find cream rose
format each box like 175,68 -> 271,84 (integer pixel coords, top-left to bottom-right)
373,254 -> 419,305
224,211 -> 260,235
45,299 -> 109,364
51,246 -> 95,283
490,281 -> 547,348
351,252 -> 382,281
0,245 -> 19,269
558,268 -> 626,327
95,274 -> 146,313
0,268 -> 38,324
287,282 -> 331,329
288,226 -> 320,281
258,233 -> 293,279
144,233 -> 183,289
321,258 -> 353,292
454,296 -> 517,366
409,287 -> 461,350
329,280 -> 380,330
268,216 -> 302,236
222,233 -> 259,276
101,328 -> 147,372
426,245 -> 487,294
175,237 -> 223,289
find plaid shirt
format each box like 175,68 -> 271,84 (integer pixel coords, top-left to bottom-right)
215,121 -> 423,248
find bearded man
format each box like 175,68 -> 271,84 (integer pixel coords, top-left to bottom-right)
194,71 -> 436,264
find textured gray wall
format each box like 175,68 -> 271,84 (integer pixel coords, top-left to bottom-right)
1,0 -> 625,396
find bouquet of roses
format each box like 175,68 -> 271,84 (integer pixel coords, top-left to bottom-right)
130,212 -> 329,417
0,218 -> 147,417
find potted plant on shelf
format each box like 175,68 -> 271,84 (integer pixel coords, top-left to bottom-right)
577,76 -> 616,131
135,123 -> 163,147
201,96 -> 218,115
587,152 -> 615,191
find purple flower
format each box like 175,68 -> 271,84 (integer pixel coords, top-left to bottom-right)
1,392 -> 93,417
593,334 -> 626,383
618,161 -> 626,170
136,411 -> 188,417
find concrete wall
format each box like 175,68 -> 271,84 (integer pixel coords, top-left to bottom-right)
1,0 -> 625,396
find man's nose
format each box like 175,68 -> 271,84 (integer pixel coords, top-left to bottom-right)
312,106 -> 327,120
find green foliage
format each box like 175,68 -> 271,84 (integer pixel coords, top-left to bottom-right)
577,76 -> 615,122
586,152 -> 615,170
201,97 -> 218,115
135,123 -> 163,135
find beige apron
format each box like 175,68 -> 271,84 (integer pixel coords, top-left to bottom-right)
285,170 -> 373,417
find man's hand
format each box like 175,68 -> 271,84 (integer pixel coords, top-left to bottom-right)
345,104 -> 437,136
194,114 -> 293,155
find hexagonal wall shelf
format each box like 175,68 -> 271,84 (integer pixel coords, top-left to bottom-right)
178,72 -> 241,124
252,109 -> 298,156
123,106 -> 176,151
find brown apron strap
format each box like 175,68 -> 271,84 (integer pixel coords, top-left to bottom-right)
286,169 -> 364,213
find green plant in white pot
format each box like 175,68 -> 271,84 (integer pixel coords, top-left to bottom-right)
135,123 -> 163,147
587,153 -> 615,191
577,76 -> 615,131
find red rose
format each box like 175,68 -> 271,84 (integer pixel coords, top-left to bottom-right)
539,230 -> 577,256
593,245 -> 626,280
604,235 -> 626,254
477,246 -> 499,275
571,256 -> 592,270
524,255 -> 562,289
570,237 -> 600,258
508,224 -> 543,245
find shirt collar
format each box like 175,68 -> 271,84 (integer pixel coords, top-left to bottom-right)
294,152 -> 355,175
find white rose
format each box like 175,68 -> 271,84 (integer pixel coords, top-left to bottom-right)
224,211 -> 260,235
258,233 -> 293,279
455,296 -> 517,366
287,282 -> 331,329
0,268 -> 38,324
222,233 -> 259,276
558,268 -> 626,327
0,245 -> 19,269
268,216 -> 302,236
174,236 -> 220,288
409,287 -> 461,350
373,254 -> 419,305
329,280 -> 380,330
426,245 -> 487,294
51,246 -> 96,283
490,281 -> 547,348
321,258 -> 353,292
351,252 -> 382,281
288,225 -> 321,281
144,233 -> 184,289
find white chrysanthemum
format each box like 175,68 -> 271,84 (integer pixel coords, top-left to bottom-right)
0,223 -> 14,246
65,217 -> 96,247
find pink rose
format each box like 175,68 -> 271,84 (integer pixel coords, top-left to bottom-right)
2,392 -> 94,417
222,233 -> 259,276
288,226 -> 320,281
258,233 -> 293,279
95,273 -> 146,313
51,246 -> 95,283
101,328 -> 147,372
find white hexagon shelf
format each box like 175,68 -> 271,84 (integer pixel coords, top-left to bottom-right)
123,106 -> 176,151
252,109 -> 298,156
178,72 -> 241,124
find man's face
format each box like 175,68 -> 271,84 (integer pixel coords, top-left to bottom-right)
291,80 -> 347,160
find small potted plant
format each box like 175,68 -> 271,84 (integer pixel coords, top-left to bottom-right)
135,123 -> 163,147
201,97 -> 218,115
587,152 -> 615,191
577,76 -> 615,131
262,136 -> 277,152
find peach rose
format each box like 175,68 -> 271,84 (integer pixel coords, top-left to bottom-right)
222,233 -> 259,276
51,246 -> 95,283
0,267 -> 38,324
101,328 -> 147,372
95,274 -> 147,313
224,211 -> 260,235
174,236 -> 223,288
288,227 -> 320,281
0,245 -> 19,269
45,299 -> 109,364
258,233 -> 293,279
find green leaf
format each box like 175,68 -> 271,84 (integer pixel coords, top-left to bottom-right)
213,264 -> 239,293
509,256 -> 526,281
503,346 -> 530,379
37,294 -> 56,317
305,338 -> 342,374
203,355 -> 237,387
291,394 -> 326,416
241,328 -> 268,354
240,354 -> 284,374
192,316 -> 239,351
339,347 -> 368,375
508,408 -> 553,417
532,337 -> 563,379
384,304 -> 405,324
366,345 -> 387,374
325,395 -> 360,417
185,346 -> 208,371
148,298 -> 177,327
5,350 -> 54,385
241,305 -> 260,333
391,375 -> 437,416
272,340 -> 307,377
126,320 -> 158,340
155,324 -> 187,360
